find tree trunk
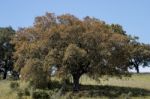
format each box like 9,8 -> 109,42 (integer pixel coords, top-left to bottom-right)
135,65 -> 139,73
3,69 -> 7,79
73,74 -> 80,92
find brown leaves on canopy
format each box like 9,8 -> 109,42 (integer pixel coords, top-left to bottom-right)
13,13 -> 138,80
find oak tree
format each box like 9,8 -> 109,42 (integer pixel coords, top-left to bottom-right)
13,13 -> 146,91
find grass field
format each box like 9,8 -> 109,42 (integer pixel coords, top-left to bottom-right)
0,73 -> 150,99
80,73 -> 150,90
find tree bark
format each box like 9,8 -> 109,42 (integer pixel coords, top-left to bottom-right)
3,69 -> 7,79
3,60 -> 8,79
72,74 -> 80,92
135,65 -> 139,73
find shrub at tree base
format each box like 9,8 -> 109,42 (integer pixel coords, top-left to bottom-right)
32,90 -> 50,99
20,58 -> 48,89
10,81 -> 19,90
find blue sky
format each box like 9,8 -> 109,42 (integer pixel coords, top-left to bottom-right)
0,0 -> 150,71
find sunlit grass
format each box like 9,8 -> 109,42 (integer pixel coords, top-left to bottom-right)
0,73 -> 150,99
0,80 -> 17,99
80,73 -> 150,90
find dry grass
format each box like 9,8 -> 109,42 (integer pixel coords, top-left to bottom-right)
0,80 -> 17,99
80,73 -> 150,90
0,73 -> 150,99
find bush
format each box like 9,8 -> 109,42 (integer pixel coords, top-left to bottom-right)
21,59 -> 48,89
16,88 -> 30,98
24,88 -> 30,96
10,82 -> 19,90
17,89 -> 24,99
32,90 -> 50,99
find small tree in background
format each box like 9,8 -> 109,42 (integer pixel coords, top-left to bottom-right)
128,38 -> 150,73
0,27 -> 15,79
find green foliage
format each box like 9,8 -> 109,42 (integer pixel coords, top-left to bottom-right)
10,81 -> 19,90
129,40 -> 150,73
111,24 -> 126,35
32,90 -> 50,99
63,44 -> 87,75
24,88 -> 30,96
12,12 -> 150,91
17,89 -> 24,99
0,27 -> 15,60
20,58 -> 48,89
0,27 -> 15,79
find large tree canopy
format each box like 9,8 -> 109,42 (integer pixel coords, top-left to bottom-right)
12,13 -> 149,90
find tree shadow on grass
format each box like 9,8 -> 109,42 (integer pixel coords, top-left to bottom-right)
76,85 -> 150,98
51,82 -> 150,98
50,81 -> 150,98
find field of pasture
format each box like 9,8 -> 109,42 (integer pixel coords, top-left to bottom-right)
0,73 -> 150,99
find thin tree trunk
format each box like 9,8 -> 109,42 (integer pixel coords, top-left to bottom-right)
135,65 -> 139,73
73,74 -> 80,92
3,69 -> 7,79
